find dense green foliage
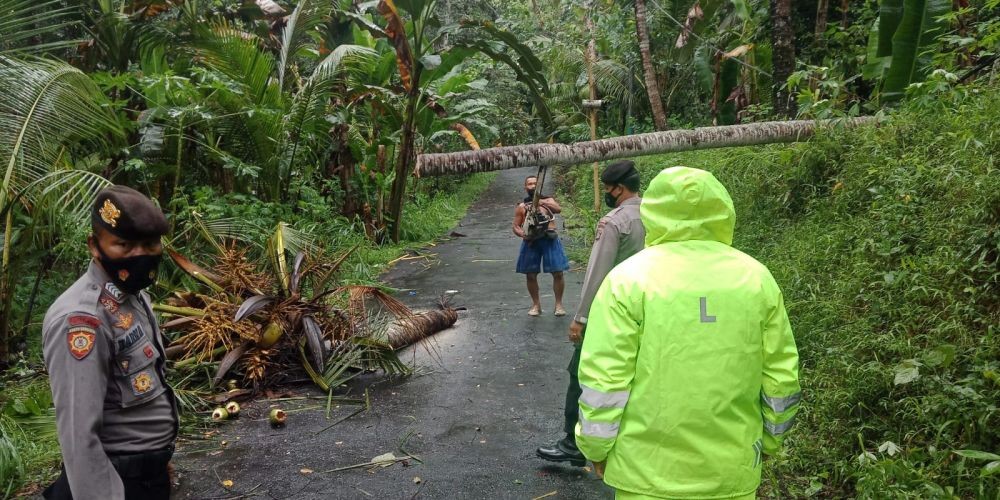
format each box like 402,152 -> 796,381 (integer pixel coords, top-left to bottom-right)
563,84 -> 999,497
2,0 -> 999,496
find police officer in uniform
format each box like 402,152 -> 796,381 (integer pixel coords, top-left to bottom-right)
42,186 -> 177,499
536,160 -> 645,466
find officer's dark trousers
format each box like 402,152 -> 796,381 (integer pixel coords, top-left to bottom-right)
43,448 -> 172,500
563,342 -> 583,438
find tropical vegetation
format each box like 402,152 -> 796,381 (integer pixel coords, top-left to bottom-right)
0,0 -> 998,496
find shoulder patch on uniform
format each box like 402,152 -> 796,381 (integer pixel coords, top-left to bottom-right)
104,282 -> 124,302
66,319 -> 97,360
595,217 -> 609,241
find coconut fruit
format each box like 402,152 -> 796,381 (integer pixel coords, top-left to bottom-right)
211,407 -> 229,421
269,408 -> 287,427
225,401 -> 241,417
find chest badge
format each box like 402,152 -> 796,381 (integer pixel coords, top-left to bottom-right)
131,371 -> 153,395
118,269 -> 130,282
115,312 -> 134,330
100,295 -> 119,313
143,345 -> 154,359
120,359 -> 129,371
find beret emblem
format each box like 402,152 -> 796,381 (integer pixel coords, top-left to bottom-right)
100,199 -> 121,227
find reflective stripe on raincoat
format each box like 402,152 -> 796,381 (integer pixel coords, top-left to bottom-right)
575,166 -> 801,499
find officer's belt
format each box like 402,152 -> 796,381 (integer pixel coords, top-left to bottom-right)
108,445 -> 174,479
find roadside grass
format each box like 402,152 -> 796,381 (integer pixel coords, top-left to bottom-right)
0,171 -> 496,496
561,85 -> 999,497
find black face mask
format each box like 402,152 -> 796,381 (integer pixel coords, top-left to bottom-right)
604,188 -> 620,209
95,241 -> 162,295
525,188 -> 535,201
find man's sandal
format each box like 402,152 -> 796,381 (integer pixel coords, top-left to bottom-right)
554,306 -> 567,317
528,306 -> 541,316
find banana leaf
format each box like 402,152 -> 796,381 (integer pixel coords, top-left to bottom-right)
375,0 -> 415,92
878,0 -> 905,57
882,0 -> 951,102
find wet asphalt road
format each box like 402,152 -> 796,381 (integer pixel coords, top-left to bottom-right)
172,168 -> 615,500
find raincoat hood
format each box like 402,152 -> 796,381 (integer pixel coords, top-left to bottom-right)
640,166 -> 736,247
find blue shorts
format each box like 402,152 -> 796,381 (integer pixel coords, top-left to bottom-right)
516,236 -> 570,274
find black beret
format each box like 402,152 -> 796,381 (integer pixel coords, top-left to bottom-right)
91,185 -> 169,240
601,160 -> 638,185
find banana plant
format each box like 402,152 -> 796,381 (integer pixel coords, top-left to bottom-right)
878,0 -> 952,102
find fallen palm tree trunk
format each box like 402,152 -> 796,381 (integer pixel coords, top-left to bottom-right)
387,299 -> 462,350
415,117 -> 878,176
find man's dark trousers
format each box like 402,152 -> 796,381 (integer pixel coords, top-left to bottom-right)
563,342 -> 583,437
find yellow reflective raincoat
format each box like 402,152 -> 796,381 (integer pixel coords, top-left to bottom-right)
576,167 -> 801,499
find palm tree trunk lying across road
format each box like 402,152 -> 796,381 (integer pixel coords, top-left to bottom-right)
415,117 -> 876,177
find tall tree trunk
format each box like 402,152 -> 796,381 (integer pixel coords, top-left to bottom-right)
771,0 -> 797,117
635,0 -> 669,130
388,81 -> 420,243
416,118 -> 875,176
0,209 -> 14,365
815,0 -> 830,47
586,10 -> 601,212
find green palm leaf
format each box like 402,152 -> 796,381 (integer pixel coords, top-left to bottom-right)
278,0 -> 329,90
0,57 -> 122,214
0,0 -> 80,55
195,21 -> 277,105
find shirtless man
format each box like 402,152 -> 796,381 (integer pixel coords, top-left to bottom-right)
513,175 -> 569,316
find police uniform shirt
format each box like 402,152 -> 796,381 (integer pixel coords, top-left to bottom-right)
574,197 -> 645,324
42,261 -> 177,499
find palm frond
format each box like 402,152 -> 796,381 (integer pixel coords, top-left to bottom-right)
0,57 -> 122,212
309,44 -> 377,86
25,169 -> 111,220
195,21 -> 276,104
278,0 -> 328,90
0,0 -> 80,55
591,58 -> 644,113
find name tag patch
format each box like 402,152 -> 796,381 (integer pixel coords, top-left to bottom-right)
116,325 -> 144,352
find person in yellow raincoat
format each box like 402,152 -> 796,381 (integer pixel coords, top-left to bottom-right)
576,166 -> 801,499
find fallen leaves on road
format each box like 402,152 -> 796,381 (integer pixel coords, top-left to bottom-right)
532,491 -> 558,500
300,468 -> 313,475
221,479 -> 233,489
